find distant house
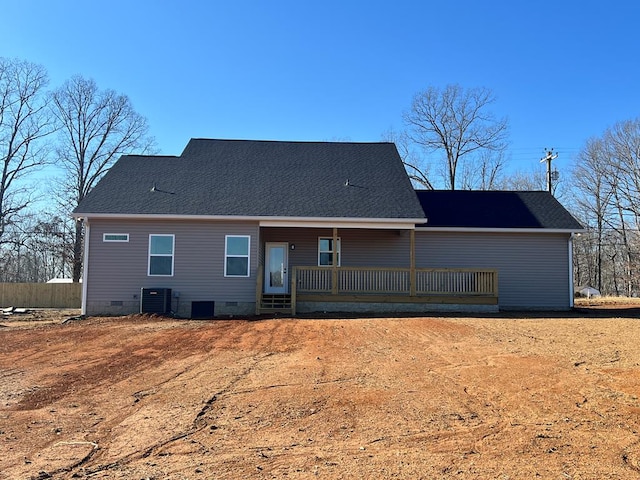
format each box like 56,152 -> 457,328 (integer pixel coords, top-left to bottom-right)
72,139 -> 583,318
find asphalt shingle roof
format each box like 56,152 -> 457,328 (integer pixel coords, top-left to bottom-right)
74,139 -> 426,220
415,190 -> 583,230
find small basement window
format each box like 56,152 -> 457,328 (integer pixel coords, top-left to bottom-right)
103,233 -> 129,242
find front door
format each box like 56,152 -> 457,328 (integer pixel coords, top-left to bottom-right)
264,243 -> 288,294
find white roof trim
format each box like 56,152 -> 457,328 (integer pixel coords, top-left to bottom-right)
259,219 -> 419,229
73,212 -> 424,229
416,226 -> 584,234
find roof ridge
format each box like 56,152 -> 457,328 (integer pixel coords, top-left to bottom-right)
187,138 -> 394,145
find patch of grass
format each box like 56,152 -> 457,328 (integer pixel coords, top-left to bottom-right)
575,296 -> 640,306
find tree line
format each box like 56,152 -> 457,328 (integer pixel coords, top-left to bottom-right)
1,59 -> 637,297
0,57 -> 155,283
572,120 -> 640,296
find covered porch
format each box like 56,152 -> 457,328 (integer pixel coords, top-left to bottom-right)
256,226 -> 498,315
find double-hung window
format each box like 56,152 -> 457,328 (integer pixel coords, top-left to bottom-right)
148,234 -> 174,276
225,235 -> 250,277
318,237 -> 340,266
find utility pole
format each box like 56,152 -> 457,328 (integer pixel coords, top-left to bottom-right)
540,148 -> 559,194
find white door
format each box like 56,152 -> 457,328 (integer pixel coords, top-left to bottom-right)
264,243 -> 288,294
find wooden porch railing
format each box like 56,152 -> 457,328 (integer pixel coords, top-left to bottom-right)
294,266 -> 498,297
257,266 -> 498,315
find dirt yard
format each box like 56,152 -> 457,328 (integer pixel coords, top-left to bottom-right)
2,303 -> 640,479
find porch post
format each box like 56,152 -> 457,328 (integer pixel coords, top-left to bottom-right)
291,267 -> 297,315
255,265 -> 263,315
332,227 -> 338,295
410,229 -> 416,296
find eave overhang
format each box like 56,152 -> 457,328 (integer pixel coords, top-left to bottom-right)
72,212 -> 425,230
415,226 -> 585,234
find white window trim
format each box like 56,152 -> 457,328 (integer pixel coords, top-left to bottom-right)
224,235 -> 251,277
148,234 -> 175,277
103,233 -> 129,242
318,237 -> 341,266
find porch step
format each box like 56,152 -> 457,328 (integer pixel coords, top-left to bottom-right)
260,294 -> 292,314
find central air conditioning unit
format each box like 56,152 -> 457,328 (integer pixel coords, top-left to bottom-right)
140,288 -> 172,314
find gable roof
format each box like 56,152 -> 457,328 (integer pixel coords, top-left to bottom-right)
415,190 -> 583,231
74,139 -> 426,222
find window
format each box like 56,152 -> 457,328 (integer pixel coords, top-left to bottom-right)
148,234 -> 174,276
103,233 -> 129,242
318,237 -> 340,266
225,235 -> 250,277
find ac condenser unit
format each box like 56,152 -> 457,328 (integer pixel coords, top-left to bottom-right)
140,288 -> 172,314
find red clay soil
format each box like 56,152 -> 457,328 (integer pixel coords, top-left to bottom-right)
1,306 -> 640,479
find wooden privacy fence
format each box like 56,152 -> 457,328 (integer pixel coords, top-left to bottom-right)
0,283 -> 82,309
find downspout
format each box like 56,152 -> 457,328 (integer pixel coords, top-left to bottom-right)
81,219 -> 90,316
568,233 -> 575,309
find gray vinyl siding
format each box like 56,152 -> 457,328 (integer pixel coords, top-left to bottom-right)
415,231 -> 571,310
261,228 -> 411,270
86,221 -> 571,314
86,219 -> 259,316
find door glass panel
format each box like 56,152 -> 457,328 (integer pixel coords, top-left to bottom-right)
268,246 -> 285,288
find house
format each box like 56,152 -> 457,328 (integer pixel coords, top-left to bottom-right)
72,139 -> 583,317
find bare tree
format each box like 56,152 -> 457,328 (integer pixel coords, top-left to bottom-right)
459,150 -> 507,190
573,138 -> 616,292
499,168 -> 546,191
381,127 -> 434,189
403,84 -> 508,190
607,119 -> 640,222
51,76 -> 155,282
0,58 -> 52,243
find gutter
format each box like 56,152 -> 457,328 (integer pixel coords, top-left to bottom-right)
415,226 -> 585,234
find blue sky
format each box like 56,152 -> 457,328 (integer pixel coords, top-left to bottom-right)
3,0 -> 639,183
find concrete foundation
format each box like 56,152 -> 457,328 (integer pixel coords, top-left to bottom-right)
296,301 -> 499,315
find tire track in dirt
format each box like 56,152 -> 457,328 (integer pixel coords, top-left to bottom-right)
66,351 -> 280,477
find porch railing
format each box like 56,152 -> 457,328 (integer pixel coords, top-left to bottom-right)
294,266 -> 498,297
256,265 -> 498,315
